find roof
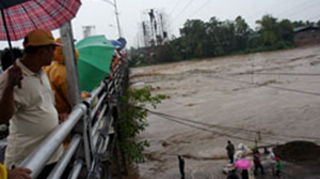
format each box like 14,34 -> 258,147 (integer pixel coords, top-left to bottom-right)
294,26 -> 320,33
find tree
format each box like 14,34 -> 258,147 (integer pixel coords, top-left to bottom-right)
256,15 -> 278,46
234,16 -> 250,51
278,19 -> 294,43
206,17 -> 223,56
180,19 -> 207,58
292,20 -> 306,28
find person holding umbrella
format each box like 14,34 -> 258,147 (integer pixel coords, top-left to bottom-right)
0,29 -> 63,178
235,159 -> 251,179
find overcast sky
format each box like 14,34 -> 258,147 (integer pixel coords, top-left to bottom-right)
1,0 -> 320,48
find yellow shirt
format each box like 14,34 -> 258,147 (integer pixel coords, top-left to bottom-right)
0,60 -> 63,168
0,163 -> 7,179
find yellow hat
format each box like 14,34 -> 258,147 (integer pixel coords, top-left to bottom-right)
54,38 -> 79,64
23,29 -> 62,48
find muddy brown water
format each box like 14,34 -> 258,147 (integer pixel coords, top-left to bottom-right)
130,45 -> 320,179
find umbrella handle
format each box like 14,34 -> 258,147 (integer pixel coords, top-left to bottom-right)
13,62 -> 22,89
1,9 -> 20,88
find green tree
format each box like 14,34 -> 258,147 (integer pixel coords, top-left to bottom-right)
119,86 -> 168,163
206,17 -> 222,56
180,19 -> 207,58
219,20 -> 236,54
206,17 -> 236,56
293,20 -> 306,28
278,19 -> 294,43
256,15 -> 278,46
234,16 -> 250,51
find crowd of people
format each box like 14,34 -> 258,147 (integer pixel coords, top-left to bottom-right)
226,141 -> 283,179
175,140 -> 283,179
0,29 -> 125,179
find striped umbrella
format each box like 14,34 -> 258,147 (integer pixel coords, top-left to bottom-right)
0,0 -> 81,53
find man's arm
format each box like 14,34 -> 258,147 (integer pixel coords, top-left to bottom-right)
0,65 -> 23,123
0,85 -> 15,123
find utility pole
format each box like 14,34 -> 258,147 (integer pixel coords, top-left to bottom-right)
99,0 -> 122,37
113,0 -> 122,37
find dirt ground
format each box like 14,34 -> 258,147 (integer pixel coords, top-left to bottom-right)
129,45 -> 320,179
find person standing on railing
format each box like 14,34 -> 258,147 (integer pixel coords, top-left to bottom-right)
0,29 -> 64,178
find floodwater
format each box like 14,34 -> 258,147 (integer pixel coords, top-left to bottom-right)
129,45 -> 320,179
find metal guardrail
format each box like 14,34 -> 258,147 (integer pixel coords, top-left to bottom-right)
20,62 -> 129,179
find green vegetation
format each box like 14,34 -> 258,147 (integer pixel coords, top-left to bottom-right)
118,86 -> 168,163
130,15 -> 319,66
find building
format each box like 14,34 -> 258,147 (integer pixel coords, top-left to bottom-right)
294,26 -> 320,45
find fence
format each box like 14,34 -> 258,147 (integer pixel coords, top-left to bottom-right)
20,61 -> 129,179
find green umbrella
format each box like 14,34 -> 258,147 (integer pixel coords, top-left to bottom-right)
76,35 -> 115,92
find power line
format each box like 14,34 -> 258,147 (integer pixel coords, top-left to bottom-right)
147,109 -> 320,141
277,0 -> 317,17
209,74 -> 320,97
147,110 -> 266,144
233,72 -> 320,77
119,99 -> 320,146
245,0 -> 290,22
169,0 -> 184,15
309,14 -> 320,21
148,110 -> 285,143
188,0 -> 212,18
123,103 -> 320,144
173,0 -> 197,24
147,70 -> 320,97
121,103 -> 262,143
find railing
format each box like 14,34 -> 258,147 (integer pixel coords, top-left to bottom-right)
20,61 -> 129,179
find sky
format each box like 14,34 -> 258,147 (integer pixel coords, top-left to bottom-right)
1,0 -> 320,49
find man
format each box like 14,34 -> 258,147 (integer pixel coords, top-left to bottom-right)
178,155 -> 185,179
0,29 -> 63,177
253,153 -> 265,175
1,163 -> 32,179
226,140 -> 235,164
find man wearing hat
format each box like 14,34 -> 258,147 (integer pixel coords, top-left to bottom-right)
0,29 -> 63,177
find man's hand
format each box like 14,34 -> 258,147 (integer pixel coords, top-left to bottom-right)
59,113 -> 69,123
8,167 -> 32,179
0,64 -> 23,123
7,64 -> 23,88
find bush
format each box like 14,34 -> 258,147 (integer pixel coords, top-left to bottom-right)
118,86 -> 168,163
